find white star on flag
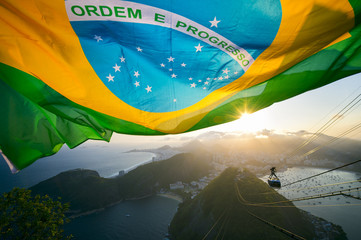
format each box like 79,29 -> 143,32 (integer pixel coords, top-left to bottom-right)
160,63 -> 165,67
190,83 -> 196,88
203,87 -> 207,90
173,99 -> 177,102
218,76 -> 223,80
234,71 -> 239,75
134,81 -> 140,87
134,71 -> 140,78
113,64 -> 121,72
169,68 -> 173,71
167,56 -> 175,62
204,81 -> 209,85
181,63 -> 186,67
106,74 -> 114,82
188,77 -> 193,81
206,77 -> 211,81
209,17 -> 221,28
195,43 -> 203,52
136,46 -> 143,52
222,68 -> 230,74
171,73 -> 177,78
145,85 -> 152,93
224,75 -> 229,79
119,57 -> 126,62
94,35 -> 103,42
198,80 -> 202,82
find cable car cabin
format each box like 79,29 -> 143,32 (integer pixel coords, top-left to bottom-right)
268,176 -> 281,188
268,167 -> 281,188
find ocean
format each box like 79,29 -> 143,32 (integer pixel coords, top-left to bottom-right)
262,167 -> 361,240
0,142 -> 156,193
2,145 -> 361,239
64,196 -> 179,240
0,141 -> 180,240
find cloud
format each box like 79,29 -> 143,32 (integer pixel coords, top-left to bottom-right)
196,131 -> 227,140
286,130 -> 311,137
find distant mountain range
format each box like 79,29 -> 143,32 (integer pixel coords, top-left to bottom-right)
129,132 -> 361,173
203,131 -> 361,162
127,139 -> 207,155
30,152 -> 211,216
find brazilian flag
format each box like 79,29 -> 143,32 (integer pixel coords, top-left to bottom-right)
1,0 -> 361,170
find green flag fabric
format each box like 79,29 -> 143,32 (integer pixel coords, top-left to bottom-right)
1,0 -> 361,170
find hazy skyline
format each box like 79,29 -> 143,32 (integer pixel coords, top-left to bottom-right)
110,73 -> 361,147
212,73 -> 361,137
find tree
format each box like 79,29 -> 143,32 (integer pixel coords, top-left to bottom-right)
0,188 -> 72,240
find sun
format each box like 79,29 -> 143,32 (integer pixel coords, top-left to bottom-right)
239,112 -> 262,132
229,111 -> 268,133
205,109 -> 272,134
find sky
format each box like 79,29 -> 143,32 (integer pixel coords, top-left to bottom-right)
110,72 -> 361,146
213,73 -> 361,136
2,70 -> 360,174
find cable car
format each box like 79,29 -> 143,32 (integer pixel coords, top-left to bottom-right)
268,167 -> 281,188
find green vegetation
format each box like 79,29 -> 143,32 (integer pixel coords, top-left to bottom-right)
26,151 -> 347,240
0,188 -> 71,240
169,168 -> 347,240
30,152 -> 211,214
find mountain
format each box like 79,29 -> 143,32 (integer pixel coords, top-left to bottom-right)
169,167 -> 347,240
156,145 -> 173,151
128,131 -> 361,174
176,139 -> 208,153
29,169 -> 120,213
30,152 -> 212,215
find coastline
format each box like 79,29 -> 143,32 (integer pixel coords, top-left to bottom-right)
67,193 -> 179,219
68,208 -> 105,219
157,193 -> 183,202
122,151 -> 159,174
125,149 -> 162,159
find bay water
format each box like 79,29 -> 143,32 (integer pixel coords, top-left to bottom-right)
2,144 -> 361,239
262,167 -> 361,240
0,142 -> 155,193
64,196 -> 179,240
1,141 -> 180,240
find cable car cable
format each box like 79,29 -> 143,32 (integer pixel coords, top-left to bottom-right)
341,193 -> 361,200
235,183 -> 306,240
307,84 -> 361,133
244,202 -> 361,208
235,175 -> 361,209
201,209 -> 227,240
282,159 -> 361,187
249,187 -> 361,206
254,179 -> 361,195
287,93 -> 361,159
239,184 -> 361,208
300,122 -> 361,158
246,210 -> 306,240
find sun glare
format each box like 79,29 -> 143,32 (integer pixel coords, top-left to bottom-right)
206,109 -> 272,134
236,112 -> 267,133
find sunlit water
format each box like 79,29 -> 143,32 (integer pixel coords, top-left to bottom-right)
0,143 -> 155,193
3,148 -> 361,239
262,167 -> 361,240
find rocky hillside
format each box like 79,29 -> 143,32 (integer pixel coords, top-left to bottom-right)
30,152 -> 211,215
169,168 -> 347,240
